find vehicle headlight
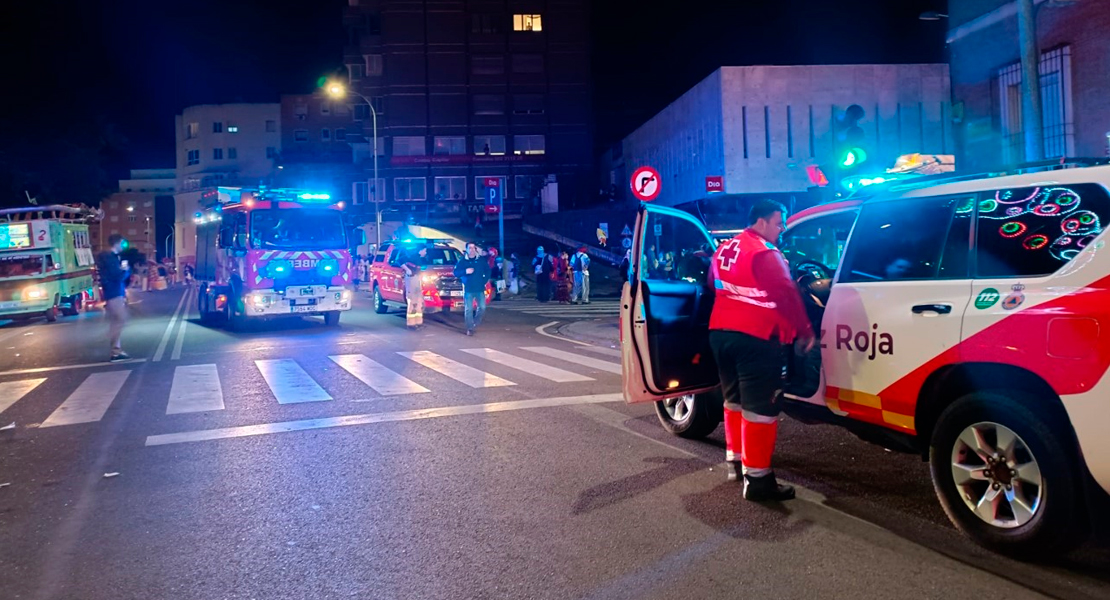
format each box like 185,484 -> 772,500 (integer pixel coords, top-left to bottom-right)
341,290 -> 352,301
316,259 -> 339,277
25,287 -> 47,300
250,293 -> 270,308
421,273 -> 439,284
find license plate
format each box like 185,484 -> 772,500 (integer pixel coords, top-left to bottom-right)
449,290 -> 463,297
0,301 -> 19,310
452,301 -> 463,308
292,305 -> 317,313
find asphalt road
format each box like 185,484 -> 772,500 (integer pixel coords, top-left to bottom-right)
0,287 -> 1108,600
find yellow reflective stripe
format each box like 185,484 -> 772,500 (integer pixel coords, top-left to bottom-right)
882,411 -> 915,430
837,388 -> 882,409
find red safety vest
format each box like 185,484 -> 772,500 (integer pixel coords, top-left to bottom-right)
709,229 -> 799,342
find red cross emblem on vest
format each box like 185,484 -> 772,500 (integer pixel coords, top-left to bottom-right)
717,239 -> 742,271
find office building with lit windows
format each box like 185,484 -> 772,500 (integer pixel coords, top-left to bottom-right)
340,0 -> 592,224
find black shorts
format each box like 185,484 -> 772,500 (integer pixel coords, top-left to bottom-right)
708,330 -> 785,417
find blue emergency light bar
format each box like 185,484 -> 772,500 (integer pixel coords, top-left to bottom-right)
298,193 -> 331,201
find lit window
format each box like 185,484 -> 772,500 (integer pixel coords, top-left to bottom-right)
473,135 -> 506,156
513,135 -> 545,155
433,137 -> 466,155
227,125 -> 239,133
185,122 -> 199,139
513,14 -> 542,32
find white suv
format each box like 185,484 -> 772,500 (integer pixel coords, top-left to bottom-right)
621,163 -> 1110,556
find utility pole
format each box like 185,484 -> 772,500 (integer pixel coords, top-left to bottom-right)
1017,0 -> 1045,162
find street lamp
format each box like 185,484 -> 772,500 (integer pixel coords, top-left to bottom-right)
326,81 -> 381,250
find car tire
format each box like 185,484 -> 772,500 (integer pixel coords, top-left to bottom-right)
654,392 -> 721,439
324,311 -> 341,326
44,296 -> 59,322
373,285 -> 388,314
929,390 -> 1085,558
60,294 -> 81,317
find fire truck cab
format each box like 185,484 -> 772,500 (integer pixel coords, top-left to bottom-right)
194,187 -> 354,328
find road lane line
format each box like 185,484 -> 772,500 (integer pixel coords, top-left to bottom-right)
0,379 -> 46,415
584,346 -> 621,358
520,346 -> 621,374
152,289 -> 190,362
329,354 -> 429,396
166,364 -> 224,414
145,393 -> 623,446
41,371 -> 131,427
460,348 -> 593,383
535,321 -> 592,346
255,359 -> 332,404
0,359 -> 145,377
170,288 -> 194,361
397,350 -> 515,388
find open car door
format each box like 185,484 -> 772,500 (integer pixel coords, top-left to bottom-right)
621,204 -> 720,404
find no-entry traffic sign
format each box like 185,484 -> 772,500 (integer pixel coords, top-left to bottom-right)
630,166 -> 661,201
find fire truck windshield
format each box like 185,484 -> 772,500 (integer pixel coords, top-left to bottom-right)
249,209 -> 347,250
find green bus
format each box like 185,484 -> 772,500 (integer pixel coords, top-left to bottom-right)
0,206 -> 98,322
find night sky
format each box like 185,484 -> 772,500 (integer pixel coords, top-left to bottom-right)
4,0 -> 946,170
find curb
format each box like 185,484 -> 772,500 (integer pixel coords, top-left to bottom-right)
554,317 -> 620,348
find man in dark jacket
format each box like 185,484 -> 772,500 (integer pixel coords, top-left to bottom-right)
96,234 -> 131,361
453,242 -> 491,336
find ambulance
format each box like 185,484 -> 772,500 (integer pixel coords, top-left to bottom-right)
622,161 -> 1110,556
0,205 -> 98,322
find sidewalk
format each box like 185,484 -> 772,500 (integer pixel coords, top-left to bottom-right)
556,317 -> 619,348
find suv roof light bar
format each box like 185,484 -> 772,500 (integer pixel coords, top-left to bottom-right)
877,156 -> 1110,196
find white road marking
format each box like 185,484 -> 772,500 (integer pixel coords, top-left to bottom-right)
170,289 -> 194,361
0,359 -> 145,378
153,289 -> 190,362
0,379 -> 46,414
167,364 -> 224,414
0,327 -> 28,346
520,346 -> 621,374
145,393 -> 623,446
584,346 -> 621,358
535,321 -> 592,346
329,354 -> 429,396
461,348 -> 593,382
398,351 -> 515,388
255,359 -> 332,404
41,371 -> 131,427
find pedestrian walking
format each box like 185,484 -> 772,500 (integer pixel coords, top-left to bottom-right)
571,246 -> 591,304
708,199 -> 815,502
620,249 -> 631,285
532,246 -> 553,302
402,247 -> 427,330
454,242 -> 491,336
96,234 -> 132,362
508,253 -> 522,295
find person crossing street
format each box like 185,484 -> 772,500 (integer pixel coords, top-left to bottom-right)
708,199 -> 815,502
96,234 -> 132,362
454,242 -> 491,336
402,246 -> 427,330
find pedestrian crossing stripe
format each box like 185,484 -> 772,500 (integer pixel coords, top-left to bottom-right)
0,346 -> 620,427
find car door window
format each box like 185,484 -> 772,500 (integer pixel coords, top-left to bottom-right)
780,210 -> 858,272
974,184 -> 1110,278
640,212 -> 715,286
840,196 -> 971,283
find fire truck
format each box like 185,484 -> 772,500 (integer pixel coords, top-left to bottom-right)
0,205 -> 98,322
194,187 -> 354,328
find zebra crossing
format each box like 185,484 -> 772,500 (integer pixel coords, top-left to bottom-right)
488,298 -> 621,319
0,345 -> 619,428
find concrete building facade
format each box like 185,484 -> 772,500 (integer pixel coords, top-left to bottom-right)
948,0 -> 1110,171
98,169 -> 175,259
173,103 -> 281,267
606,64 -> 953,216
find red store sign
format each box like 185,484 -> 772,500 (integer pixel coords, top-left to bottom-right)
705,176 -> 724,193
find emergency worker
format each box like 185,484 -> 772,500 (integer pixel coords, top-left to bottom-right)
708,199 -> 815,501
403,247 -> 428,330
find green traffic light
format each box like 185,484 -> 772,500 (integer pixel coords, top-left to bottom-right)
840,147 -> 867,168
